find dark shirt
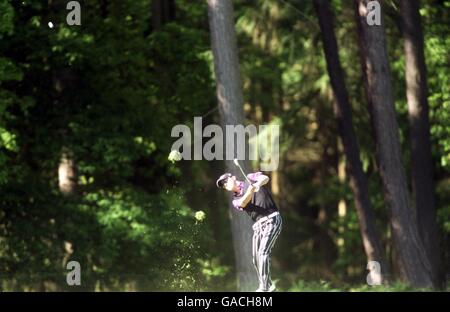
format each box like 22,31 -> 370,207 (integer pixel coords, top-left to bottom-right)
232,172 -> 279,222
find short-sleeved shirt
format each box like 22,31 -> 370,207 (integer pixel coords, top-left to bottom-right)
232,172 -> 279,222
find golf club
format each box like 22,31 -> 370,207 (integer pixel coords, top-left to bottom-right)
233,159 -> 259,192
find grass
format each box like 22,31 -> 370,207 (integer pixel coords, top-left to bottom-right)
284,280 -> 447,292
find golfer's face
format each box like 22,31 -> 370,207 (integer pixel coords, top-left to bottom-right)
224,176 -> 236,191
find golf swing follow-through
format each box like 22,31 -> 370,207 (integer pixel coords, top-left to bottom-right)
216,159 -> 282,292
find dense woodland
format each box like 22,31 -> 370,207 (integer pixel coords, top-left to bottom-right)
0,0 -> 448,291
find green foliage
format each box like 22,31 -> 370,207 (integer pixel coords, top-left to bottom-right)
76,188 -> 212,291
0,186 -> 214,291
0,0 -> 219,291
0,0 -> 14,37
426,19 -> 450,170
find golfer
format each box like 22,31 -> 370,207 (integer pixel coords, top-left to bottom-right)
216,171 -> 282,292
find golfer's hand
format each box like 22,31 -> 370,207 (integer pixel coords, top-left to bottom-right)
249,184 -> 260,193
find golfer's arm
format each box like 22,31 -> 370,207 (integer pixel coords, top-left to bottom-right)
237,175 -> 270,209
237,188 -> 254,209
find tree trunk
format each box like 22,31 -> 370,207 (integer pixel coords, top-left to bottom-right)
52,58 -> 77,196
58,147 -> 77,195
99,0 -> 108,18
313,0 -> 389,281
400,0 -> 442,288
354,0 -> 433,288
207,0 -> 258,291
151,0 -> 176,31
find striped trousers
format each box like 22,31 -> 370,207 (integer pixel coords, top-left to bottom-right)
252,213 -> 282,291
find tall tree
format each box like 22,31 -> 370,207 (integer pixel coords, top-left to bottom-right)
58,148 -> 77,195
99,0 -> 108,18
151,0 -> 176,31
400,0 -> 442,288
354,0 -> 433,287
207,0 -> 257,290
313,0 -> 388,280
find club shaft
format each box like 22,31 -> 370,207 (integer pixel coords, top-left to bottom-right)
235,161 -> 256,186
